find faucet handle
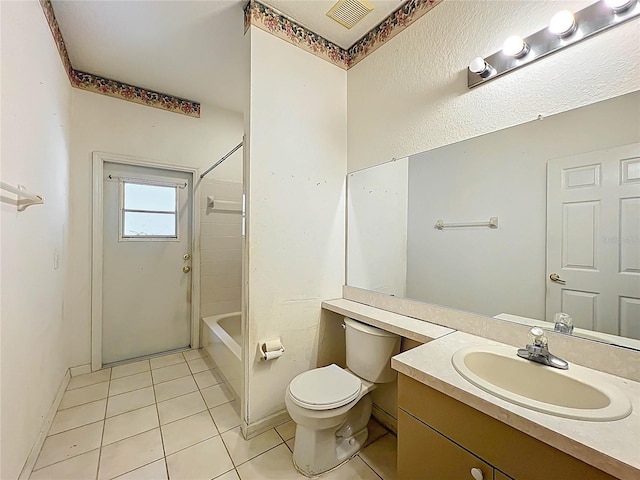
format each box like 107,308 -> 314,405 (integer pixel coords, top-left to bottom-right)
528,327 -> 548,347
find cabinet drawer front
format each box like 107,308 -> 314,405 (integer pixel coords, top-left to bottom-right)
398,374 -> 616,480
399,409 -> 493,480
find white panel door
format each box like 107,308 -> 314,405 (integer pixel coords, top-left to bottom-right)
102,162 -> 192,364
546,144 -> 640,338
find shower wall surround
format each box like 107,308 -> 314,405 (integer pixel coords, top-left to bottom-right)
200,179 -> 243,318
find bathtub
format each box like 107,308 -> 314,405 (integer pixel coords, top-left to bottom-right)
201,312 -> 242,400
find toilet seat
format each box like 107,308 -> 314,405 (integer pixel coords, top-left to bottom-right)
289,364 -> 361,410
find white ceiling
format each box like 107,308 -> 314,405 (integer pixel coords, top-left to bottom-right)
52,1 -> 407,114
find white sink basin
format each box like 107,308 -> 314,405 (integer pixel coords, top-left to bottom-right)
452,345 -> 632,421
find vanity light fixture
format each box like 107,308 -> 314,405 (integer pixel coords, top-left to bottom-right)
468,57 -> 494,78
468,0 -> 640,88
502,35 -> 529,57
605,0 -> 637,13
549,10 -> 577,37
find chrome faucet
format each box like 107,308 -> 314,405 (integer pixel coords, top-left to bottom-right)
553,312 -> 574,335
517,327 -> 569,370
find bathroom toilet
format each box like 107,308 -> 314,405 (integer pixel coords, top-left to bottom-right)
284,317 -> 401,476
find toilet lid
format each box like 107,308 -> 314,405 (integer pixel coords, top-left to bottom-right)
289,364 -> 361,410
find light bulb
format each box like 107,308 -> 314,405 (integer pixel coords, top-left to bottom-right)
502,35 -> 529,58
469,57 -> 492,77
549,10 -> 576,37
605,0 -> 636,12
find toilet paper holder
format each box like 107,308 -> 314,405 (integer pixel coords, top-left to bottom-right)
259,338 -> 285,361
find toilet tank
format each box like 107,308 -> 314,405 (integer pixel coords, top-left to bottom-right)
344,317 -> 401,383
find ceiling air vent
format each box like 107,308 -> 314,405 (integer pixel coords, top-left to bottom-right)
327,0 -> 373,29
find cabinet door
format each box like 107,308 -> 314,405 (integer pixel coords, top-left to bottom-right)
495,471 -> 514,480
399,409 -> 493,480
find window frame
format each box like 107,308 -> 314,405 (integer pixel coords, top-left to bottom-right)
118,179 -> 180,242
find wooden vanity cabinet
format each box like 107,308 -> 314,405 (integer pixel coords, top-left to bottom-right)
398,374 -> 617,480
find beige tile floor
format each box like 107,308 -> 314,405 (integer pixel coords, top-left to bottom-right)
30,349 -> 397,479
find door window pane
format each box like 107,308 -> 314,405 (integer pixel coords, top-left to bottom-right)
124,183 -> 176,211
124,212 -> 176,237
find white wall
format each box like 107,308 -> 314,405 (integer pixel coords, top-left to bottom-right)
66,89 -> 243,367
347,158 -> 408,296
405,92 -> 640,319
0,2 -> 72,477
347,0 -> 640,172
245,27 -> 347,425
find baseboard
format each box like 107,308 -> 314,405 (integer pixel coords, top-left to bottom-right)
69,364 -> 91,377
18,368 -> 71,479
242,410 -> 291,440
372,403 -> 397,435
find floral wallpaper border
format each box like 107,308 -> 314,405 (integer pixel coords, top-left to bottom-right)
244,0 -> 444,70
40,0 -> 442,114
244,1 -> 350,69
39,0 -> 200,118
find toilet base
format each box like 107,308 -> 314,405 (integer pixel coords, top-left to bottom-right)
291,395 -> 372,477
293,428 -> 369,478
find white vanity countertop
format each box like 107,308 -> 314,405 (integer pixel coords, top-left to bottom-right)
322,298 -> 455,343
392,331 -> 640,480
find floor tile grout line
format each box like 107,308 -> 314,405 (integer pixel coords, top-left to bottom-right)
57,382 -> 110,411
161,425 -> 219,458
160,407 -> 222,433
102,420 -> 160,448
233,442 -> 285,469
66,373 -> 113,391
106,395 -> 156,418
164,429 -> 228,462
149,359 -> 187,370
109,359 -> 151,380
29,447 -> 102,476
95,368 -> 113,480
355,454 -> 385,480
212,467 -> 239,480
107,457 -> 165,480
37,418 -> 105,441
151,364 -> 170,480
108,382 -> 154,398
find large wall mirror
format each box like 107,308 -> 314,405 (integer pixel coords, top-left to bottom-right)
347,91 -> 640,350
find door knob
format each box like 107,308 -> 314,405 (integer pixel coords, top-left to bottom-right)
183,266 -> 191,273
549,273 -> 566,284
183,253 -> 191,260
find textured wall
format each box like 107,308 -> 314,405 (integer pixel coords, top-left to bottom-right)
0,2 -> 72,477
347,0 -> 640,172
245,27 -> 347,425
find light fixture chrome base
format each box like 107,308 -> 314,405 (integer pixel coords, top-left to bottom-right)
468,0 -> 640,88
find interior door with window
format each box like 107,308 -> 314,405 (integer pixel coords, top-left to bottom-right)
546,143 -> 640,338
102,162 -> 192,364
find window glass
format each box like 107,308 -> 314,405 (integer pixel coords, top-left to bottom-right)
123,212 -> 176,237
124,183 -> 176,212
121,181 -> 178,239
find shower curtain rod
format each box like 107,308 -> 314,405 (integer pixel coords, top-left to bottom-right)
200,141 -> 243,179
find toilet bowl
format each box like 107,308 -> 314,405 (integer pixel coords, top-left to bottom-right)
284,318 -> 400,476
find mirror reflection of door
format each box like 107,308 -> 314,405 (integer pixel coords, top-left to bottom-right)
102,162 -> 193,364
546,143 -> 640,339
